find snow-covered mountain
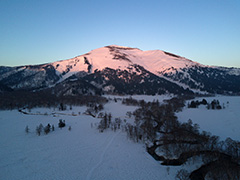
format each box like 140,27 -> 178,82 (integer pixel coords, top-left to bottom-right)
1,45 -> 240,95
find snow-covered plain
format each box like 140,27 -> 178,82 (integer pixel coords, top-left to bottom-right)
0,99 -> 178,180
1,95 -> 239,180
177,96 -> 240,141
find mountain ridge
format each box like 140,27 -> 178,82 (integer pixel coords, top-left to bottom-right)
1,45 -> 240,95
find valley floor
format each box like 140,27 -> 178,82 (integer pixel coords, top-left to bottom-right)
177,95 -> 240,141
0,96 -> 175,180
0,95 -> 239,180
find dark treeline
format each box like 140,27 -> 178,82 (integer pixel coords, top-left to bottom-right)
0,91 -> 107,110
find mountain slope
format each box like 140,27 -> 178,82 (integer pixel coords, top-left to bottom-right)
159,65 -> 240,94
1,45 -> 240,95
51,45 -> 201,82
0,64 -> 59,90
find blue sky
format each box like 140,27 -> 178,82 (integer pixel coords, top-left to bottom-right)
0,0 -> 240,67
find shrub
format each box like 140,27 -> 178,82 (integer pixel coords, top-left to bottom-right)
25,125 -> 29,134
36,124 -> 43,136
58,119 -> 66,128
175,169 -> 190,180
44,124 -> 51,134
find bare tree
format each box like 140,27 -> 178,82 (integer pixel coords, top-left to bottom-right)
25,125 -> 29,134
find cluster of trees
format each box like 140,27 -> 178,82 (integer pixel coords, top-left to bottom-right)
97,113 -> 122,132
122,97 -> 140,106
207,99 -> 223,110
129,97 -> 186,143
98,113 -> 112,132
94,95 -> 239,179
124,123 -> 143,143
25,119 -> 68,136
35,123 -> 54,136
119,97 -> 240,180
188,99 -> 224,110
188,99 -> 207,108
122,97 -> 161,107
84,103 -> 104,117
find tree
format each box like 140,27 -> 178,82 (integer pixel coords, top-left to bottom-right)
201,99 -> 207,105
216,104 -> 222,110
175,169 -> 190,180
25,125 -> 29,134
59,103 -> 66,111
207,103 -> 210,110
211,100 -> 216,109
44,124 -> 51,134
36,124 -> 43,136
108,113 -> 112,128
126,111 -> 132,118
98,104 -> 104,111
189,101 -> 197,108
58,119 -> 66,128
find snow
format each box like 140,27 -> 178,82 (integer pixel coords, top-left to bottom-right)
176,96 -> 240,141
108,45 -> 135,49
103,100 -> 137,120
14,45 -> 236,95
50,45 -> 205,83
2,45 -> 240,95
126,49 -> 200,75
0,97 -> 177,180
1,95 -> 239,180
228,68 -> 240,75
159,75 -> 208,94
103,94 -> 174,102
213,66 -> 240,76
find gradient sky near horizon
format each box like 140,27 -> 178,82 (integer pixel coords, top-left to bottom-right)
0,0 -> 240,67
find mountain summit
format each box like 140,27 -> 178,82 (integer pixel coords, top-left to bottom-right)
51,45 -> 201,80
1,45 -> 240,95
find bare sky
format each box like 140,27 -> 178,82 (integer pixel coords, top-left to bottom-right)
0,0 -> 239,67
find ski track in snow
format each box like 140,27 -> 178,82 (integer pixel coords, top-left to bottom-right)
86,131 -> 120,180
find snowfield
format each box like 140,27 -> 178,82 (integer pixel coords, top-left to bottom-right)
51,45 -> 204,83
0,99 -> 176,180
0,95 -> 239,180
177,96 -> 240,141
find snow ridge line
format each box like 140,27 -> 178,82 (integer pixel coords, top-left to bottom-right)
86,131 -> 120,180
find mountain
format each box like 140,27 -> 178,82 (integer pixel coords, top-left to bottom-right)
0,82 -> 13,94
1,45 -> 240,95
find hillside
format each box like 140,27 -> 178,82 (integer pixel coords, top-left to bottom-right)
0,45 -> 240,95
